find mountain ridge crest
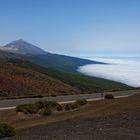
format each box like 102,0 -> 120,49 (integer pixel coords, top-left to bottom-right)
0,39 -> 47,55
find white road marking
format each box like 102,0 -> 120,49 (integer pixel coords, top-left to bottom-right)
0,106 -> 16,110
0,94 -> 132,110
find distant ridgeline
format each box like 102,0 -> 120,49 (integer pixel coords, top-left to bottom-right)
0,39 -> 103,72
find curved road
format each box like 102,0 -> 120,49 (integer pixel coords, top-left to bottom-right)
0,89 -> 140,110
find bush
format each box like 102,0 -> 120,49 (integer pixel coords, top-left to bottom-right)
65,104 -> 72,111
56,104 -> 63,111
64,99 -> 88,111
16,105 -> 23,112
39,107 -> 52,116
16,99 -> 88,115
104,94 -> 114,99
76,99 -> 87,106
35,101 -> 59,109
0,122 -> 16,138
16,101 -> 61,115
16,104 -> 38,114
34,101 -> 45,110
65,102 -> 79,111
25,104 -> 38,114
45,101 -> 60,109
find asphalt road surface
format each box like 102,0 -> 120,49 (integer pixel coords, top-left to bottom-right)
0,89 -> 140,110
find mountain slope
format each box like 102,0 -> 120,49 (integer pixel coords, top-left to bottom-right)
0,39 -> 103,73
28,54 -> 103,73
0,50 -> 22,59
0,39 -> 46,55
9,59 -> 132,94
0,40 -> 133,95
0,60 -> 80,97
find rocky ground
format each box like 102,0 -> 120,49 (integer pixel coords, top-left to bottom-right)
3,109 -> 140,140
2,94 -> 140,140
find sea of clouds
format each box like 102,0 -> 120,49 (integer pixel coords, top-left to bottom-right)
78,57 -> 140,87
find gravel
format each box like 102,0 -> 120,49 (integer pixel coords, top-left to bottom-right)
3,108 -> 140,140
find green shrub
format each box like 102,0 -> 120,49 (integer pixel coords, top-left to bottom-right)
34,101 -> 45,110
104,94 -> 114,99
16,105 -> 23,112
64,99 -> 88,111
16,101 -> 61,115
44,101 -> 59,108
72,102 -> 80,109
16,104 -> 38,114
36,101 -> 59,109
16,104 -> 28,113
18,101 -> 63,113
64,102 -> 79,111
76,99 -> 87,106
25,104 -> 38,114
39,107 -> 52,116
0,122 -> 16,138
56,104 -> 63,111
64,104 -> 72,111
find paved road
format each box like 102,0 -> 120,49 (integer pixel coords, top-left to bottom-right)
0,89 -> 140,110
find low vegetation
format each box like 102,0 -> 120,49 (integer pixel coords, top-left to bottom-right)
39,107 -> 52,116
104,94 -> 114,99
0,122 -> 16,138
7,59 -> 132,95
16,104 -> 38,114
76,99 -> 87,105
56,104 -> 63,111
65,103 -> 79,111
16,101 -> 61,116
16,99 -> 88,115
65,99 -> 87,111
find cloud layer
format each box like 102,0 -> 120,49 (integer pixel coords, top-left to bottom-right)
78,58 -> 140,87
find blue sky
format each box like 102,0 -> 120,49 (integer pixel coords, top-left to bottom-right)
0,0 -> 140,57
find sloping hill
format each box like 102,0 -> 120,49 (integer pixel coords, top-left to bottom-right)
28,53 -> 103,73
0,60 -> 80,97
8,59 -> 132,94
0,40 -> 133,96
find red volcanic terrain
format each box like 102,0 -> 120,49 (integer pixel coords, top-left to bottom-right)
0,60 -> 80,97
